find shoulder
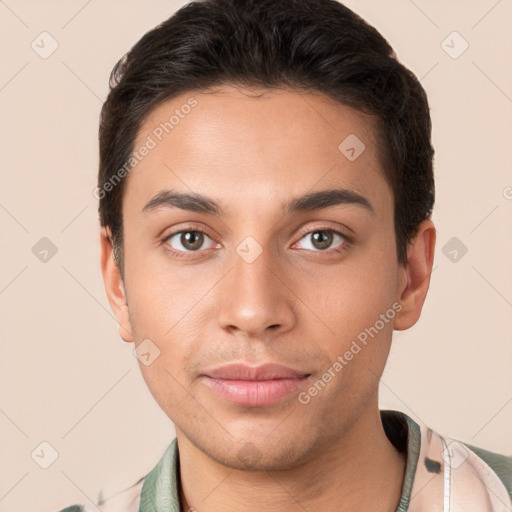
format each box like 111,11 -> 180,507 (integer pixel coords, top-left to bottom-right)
55,475 -> 145,512
54,438 -> 179,512
462,441 -> 512,500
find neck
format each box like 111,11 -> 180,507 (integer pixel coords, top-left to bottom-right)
177,403 -> 406,512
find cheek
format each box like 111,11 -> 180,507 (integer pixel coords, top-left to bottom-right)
132,309 -> 201,420
303,254 -> 399,373
126,272 -> 199,405
125,256 -> 193,339
137,357 -> 192,424
304,264 -> 397,338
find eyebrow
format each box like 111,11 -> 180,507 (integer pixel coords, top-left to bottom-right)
142,188 -> 374,216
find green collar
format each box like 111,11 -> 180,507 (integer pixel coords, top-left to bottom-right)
138,409 -> 422,512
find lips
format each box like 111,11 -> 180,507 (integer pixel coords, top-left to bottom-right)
202,363 -> 311,406
205,363 -> 309,380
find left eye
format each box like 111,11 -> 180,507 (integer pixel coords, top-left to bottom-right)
295,229 -> 347,252
165,229 -> 215,252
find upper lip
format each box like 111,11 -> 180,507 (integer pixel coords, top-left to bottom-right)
204,363 -> 310,381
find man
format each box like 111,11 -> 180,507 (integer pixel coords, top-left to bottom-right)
58,0 -> 512,510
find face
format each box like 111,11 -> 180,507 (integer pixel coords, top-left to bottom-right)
107,85 -> 416,470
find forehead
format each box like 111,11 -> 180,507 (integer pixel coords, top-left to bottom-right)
125,85 -> 391,217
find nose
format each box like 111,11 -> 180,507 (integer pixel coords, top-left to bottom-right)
216,242 -> 297,339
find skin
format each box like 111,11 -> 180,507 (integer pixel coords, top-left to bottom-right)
100,84 -> 436,512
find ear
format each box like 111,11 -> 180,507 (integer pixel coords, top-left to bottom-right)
394,219 -> 436,331
100,226 -> 133,343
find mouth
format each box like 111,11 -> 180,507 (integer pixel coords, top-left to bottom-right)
202,363 -> 311,407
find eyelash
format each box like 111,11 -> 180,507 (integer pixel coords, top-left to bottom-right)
162,226 -> 353,259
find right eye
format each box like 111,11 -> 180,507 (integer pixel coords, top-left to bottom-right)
163,228 -> 219,256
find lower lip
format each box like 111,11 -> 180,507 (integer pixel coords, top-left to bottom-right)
203,376 -> 309,406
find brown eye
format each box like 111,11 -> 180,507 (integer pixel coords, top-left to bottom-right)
311,231 -> 333,250
166,230 -> 211,252
296,229 -> 347,252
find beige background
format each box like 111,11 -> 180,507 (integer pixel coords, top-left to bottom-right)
0,1 -> 511,511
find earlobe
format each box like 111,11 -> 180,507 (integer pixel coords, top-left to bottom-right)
100,227 -> 133,343
394,219 -> 436,331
